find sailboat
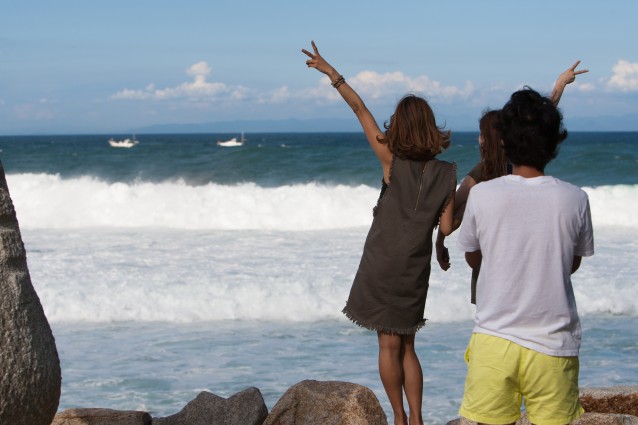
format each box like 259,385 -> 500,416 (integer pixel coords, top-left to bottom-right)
217,132 -> 246,147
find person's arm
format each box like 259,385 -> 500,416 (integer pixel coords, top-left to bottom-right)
451,175 -> 476,230
550,60 -> 589,106
435,230 -> 451,270
465,250 -> 482,269
302,41 -> 392,180
435,175 -> 476,270
571,256 -> 582,274
438,196 -> 455,237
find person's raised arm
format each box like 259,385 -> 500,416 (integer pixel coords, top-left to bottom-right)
302,41 -> 392,178
550,60 -> 589,106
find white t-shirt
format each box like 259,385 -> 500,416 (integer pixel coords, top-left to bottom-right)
457,175 -> 594,356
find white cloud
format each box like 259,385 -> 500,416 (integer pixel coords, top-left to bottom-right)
111,61 -> 238,101
257,86 -> 292,104
111,88 -> 151,100
577,83 -> 596,92
110,63 -> 475,110
229,86 -> 250,101
607,59 -> 638,92
301,71 -> 474,103
186,61 -> 211,77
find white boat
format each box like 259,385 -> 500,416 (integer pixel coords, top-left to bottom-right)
217,132 -> 245,147
108,136 -> 139,148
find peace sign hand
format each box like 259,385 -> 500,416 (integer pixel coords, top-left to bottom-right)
302,41 -> 335,76
557,60 -> 589,86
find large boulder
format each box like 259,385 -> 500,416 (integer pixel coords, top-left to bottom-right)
52,408 -> 152,425
580,386 -> 638,417
153,387 -> 268,425
263,380 -> 387,425
0,161 -> 61,424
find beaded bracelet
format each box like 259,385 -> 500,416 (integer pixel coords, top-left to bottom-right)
331,75 -> 345,89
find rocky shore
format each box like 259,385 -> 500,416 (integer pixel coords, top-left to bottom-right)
50,382 -> 638,424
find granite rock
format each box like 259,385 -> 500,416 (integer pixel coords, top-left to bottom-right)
0,161 -> 62,425
263,380 -> 387,425
580,386 -> 638,417
52,408 -> 152,425
153,387 -> 268,425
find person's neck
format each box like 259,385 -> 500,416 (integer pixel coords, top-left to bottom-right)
512,164 -> 544,178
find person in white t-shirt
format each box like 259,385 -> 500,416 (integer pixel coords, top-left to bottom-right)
457,87 -> 594,425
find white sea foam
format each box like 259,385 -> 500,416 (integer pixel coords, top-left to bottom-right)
8,173 -> 638,325
583,185 -> 638,228
7,173 -> 638,230
7,173 -> 377,230
24,225 -> 638,324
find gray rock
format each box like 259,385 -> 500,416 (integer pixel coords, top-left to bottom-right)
153,387 -> 268,425
52,408 -> 152,425
0,161 -> 62,425
263,380 -> 387,425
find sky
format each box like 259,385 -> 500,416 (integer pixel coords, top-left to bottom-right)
1,0 -> 637,135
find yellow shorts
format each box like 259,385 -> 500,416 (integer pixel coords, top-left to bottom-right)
459,333 -> 584,425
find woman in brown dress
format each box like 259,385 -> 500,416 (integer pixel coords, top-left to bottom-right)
303,41 -> 456,425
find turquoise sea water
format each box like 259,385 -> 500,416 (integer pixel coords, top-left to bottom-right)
1,132 -> 637,422
1,132 -> 637,187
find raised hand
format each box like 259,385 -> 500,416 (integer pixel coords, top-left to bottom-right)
301,41 -> 336,77
557,60 -> 589,86
551,60 -> 589,105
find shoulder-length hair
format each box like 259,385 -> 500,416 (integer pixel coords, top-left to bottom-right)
479,109 -> 508,180
378,94 -> 451,161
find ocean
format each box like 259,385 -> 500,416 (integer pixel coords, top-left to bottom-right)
1,132 -> 637,423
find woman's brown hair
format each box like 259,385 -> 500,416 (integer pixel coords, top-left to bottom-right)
378,94 -> 451,161
479,109 -> 508,180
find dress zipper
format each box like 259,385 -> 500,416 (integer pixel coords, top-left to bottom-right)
414,161 -> 427,211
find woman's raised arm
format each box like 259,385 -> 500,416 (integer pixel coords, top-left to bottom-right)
302,41 -> 392,177
550,60 -> 588,106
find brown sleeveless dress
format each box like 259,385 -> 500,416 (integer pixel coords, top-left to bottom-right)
342,156 -> 456,334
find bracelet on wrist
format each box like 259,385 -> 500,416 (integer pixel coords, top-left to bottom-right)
331,75 -> 345,89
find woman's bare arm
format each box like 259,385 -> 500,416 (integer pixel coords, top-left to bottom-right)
302,41 -> 392,181
550,60 -> 588,106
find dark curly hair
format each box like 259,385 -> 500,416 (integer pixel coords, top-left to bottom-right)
497,87 -> 567,171
378,94 -> 451,161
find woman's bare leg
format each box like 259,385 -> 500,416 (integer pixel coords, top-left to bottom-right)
378,332 -> 407,425
401,334 -> 423,425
